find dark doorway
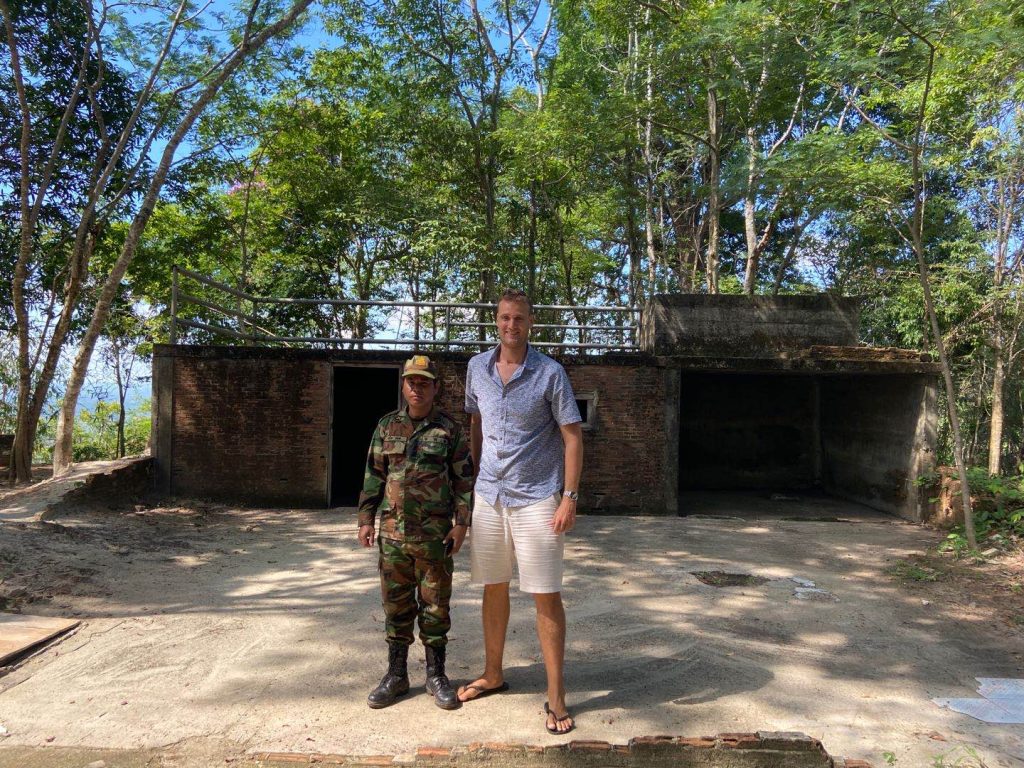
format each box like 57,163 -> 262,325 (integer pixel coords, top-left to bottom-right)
679,372 -> 819,491
331,366 -> 401,506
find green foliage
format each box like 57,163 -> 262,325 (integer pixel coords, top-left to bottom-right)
883,744 -> 989,767
938,468 -> 1024,556
5,0 -> 1019,480
70,400 -> 151,462
0,337 -> 17,435
928,745 -> 987,768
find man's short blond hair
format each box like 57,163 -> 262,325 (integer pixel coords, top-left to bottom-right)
497,288 -> 533,314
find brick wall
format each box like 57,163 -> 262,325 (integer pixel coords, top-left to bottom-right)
167,355 -> 331,506
567,364 -> 674,514
154,347 -> 672,513
428,356 -> 667,514
434,357 -> 673,515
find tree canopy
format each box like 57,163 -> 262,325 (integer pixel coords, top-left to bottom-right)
4,0 -> 1024,502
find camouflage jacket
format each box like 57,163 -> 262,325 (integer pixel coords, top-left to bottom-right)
357,406 -> 474,541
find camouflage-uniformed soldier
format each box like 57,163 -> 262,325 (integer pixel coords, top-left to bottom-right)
357,355 -> 474,710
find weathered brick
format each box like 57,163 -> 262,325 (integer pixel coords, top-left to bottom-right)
159,347 -> 671,514
481,743 -> 527,754
718,732 -> 762,749
755,731 -> 824,751
415,747 -> 452,761
675,738 -> 715,749
567,741 -> 611,753
627,736 -> 678,754
346,756 -> 395,766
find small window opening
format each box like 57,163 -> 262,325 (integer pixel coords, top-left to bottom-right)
575,392 -> 597,430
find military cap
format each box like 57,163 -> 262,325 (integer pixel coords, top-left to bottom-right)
403,354 -> 437,379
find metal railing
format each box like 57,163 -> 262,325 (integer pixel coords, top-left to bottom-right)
169,266 -> 640,353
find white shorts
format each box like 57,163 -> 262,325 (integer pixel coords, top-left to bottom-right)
469,494 -> 564,594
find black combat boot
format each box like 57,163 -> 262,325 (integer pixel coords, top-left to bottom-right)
424,645 -> 460,710
367,642 -> 410,709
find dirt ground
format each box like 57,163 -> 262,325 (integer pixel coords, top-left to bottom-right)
1,490 -> 1023,768
884,547 -> 1024,635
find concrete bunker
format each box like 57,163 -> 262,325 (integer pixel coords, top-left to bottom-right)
647,295 -> 939,517
152,293 -> 939,520
677,371 -> 936,514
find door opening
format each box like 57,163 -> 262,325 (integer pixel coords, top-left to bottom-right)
679,372 -> 818,491
331,366 -> 401,506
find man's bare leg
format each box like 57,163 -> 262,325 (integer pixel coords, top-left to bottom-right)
458,582 -> 510,701
534,591 -> 572,732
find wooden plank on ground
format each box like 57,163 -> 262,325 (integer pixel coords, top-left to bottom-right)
0,613 -> 81,665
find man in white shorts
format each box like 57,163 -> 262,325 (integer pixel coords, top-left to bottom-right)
457,289 -> 583,736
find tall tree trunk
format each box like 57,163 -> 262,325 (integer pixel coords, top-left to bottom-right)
528,184 -> 538,299
771,216 -> 814,295
5,0 -> 38,483
987,165 -> 1016,475
113,340 -> 128,458
743,128 -> 758,295
918,254 -> 975,548
623,159 -> 643,307
909,124 -> 974,549
988,318 -> 1006,476
641,12 -> 657,298
51,0 -> 316,474
705,87 -> 722,294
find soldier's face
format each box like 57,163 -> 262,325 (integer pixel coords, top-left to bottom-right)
403,374 -> 438,415
496,299 -> 533,350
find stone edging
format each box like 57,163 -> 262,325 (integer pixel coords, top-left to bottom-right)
252,733 -> 871,767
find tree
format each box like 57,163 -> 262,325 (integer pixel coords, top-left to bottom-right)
2,0 -> 138,481
970,102 -> 1024,475
1,0 -> 317,479
98,299 -> 153,457
819,0 -> 988,546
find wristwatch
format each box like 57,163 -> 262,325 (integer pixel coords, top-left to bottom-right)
563,490 -> 579,501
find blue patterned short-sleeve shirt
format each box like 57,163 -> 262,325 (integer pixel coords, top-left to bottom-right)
465,344 -> 582,507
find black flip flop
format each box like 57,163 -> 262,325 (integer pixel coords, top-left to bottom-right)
458,681 -> 510,701
544,702 -> 575,735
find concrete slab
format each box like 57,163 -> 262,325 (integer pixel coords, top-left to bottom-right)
0,614 -> 80,665
0,496 -> 1021,767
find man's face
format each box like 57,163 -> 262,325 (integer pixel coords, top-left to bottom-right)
496,298 -> 533,350
402,374 -> 438,412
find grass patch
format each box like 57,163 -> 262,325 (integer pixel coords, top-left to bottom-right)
886,560 -> 944,583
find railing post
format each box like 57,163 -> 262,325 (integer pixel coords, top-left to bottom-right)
445,305 -> 452,343
170,265 -> 179,345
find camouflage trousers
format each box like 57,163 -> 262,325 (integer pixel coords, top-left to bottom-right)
378,537 -> 453,648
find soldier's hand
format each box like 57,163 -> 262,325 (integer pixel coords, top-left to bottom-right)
445,525 -> 468,555
358,524 -> 375,548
